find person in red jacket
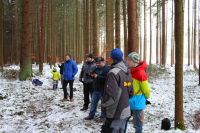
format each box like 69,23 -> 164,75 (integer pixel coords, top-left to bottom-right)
127,52 -> 150,133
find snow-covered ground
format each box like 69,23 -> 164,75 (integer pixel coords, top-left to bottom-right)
0,64 -> 200,133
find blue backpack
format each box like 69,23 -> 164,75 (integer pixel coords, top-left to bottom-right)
32,79 -> 43,86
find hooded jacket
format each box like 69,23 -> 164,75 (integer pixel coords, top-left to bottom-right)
63,59 -> 78,80
130,61 -> 150,110
102,61 -> 132,120
51,70 -> 61,81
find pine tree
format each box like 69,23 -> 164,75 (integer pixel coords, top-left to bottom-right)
19,0 -> 32,80
174,0 -> 185,129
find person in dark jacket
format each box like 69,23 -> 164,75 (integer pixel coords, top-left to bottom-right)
101,48 -> 133,133
84,57 -> 110,120
58,61 -> 64,87
62,54 -> 78,101
79,53 -> 96,111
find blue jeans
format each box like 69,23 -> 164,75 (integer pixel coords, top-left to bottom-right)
133,110 -> 142,133
89,91 -> 105,117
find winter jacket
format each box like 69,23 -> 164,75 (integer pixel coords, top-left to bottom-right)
63,59 -> 78,80
58,63 -> 64,75
92,65 -> 110,93
79,61 -> 96,83
102,61 -> 133,120
51,70 -> 61,81
130,61 -> 150,110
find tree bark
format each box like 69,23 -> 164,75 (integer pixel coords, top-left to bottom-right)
106,0 -> 114,59
0,0 -> 3,68
193,0 -> 197,69
19,0 -> 32,80
156,0 -> 159,64
123,0 -> 128,57
39,0 -> 45,73
143,0 -> 146,61
188,0 -> 190,66
149,0 -> 152,64
171,0 -> 174,66
128,0 -> 138,53
162,0 -> 166,66
93,0 -> 98,56
174,0 -> 185,129
115,0 -> 120,48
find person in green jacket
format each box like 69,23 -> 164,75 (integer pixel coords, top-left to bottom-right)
51,67 -> 61,90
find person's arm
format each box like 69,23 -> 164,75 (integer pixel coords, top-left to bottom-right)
102,72 -> 121,108
72,62 -> 78,77
96,68 -> 109,82
140,80 -> 150,98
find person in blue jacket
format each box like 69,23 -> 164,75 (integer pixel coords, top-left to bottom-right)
62,54 -> 78,101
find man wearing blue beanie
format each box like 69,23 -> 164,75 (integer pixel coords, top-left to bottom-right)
110,48 -> 123,63
101,48 -> 132,133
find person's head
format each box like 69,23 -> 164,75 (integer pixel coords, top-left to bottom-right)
86,53 -> 94,62
95,57 -> 105,68
53,67 -> 57,71
65,54 -> 71,61
110,48 -> 123,63
127,52 -> 140,67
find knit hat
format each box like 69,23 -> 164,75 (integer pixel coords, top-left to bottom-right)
86,53 -> 94,59
128,52 -> 140,63
95,57 -> 104,62
110,48 -> 123,61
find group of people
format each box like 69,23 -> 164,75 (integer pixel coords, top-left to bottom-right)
51,48 -> 150,133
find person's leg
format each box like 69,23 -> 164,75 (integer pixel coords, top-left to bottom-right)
141,110 -> 144,125
133,110 -> 142,133
84,83 -> 90,108
69,80 -> 74,100
101,118 -> 114,133
110,119 -> 128,133
88,91 -> 101,118
88,82 -> 94,98
62,80 -> 69,99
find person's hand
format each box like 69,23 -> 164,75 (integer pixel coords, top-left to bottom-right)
91,73 -> 97,79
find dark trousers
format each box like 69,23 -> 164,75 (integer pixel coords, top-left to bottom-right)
63,80 -> 74,99
83,83 -> 93,108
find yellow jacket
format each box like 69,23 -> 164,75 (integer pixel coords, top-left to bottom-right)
51,70 -> 60,81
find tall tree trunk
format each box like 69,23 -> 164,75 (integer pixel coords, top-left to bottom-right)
12,0 -> 19,64
143,0 -> 146,61
93,0 -> 98,56
128,0 -> 138,53
106,0 -> 114,59
193,0 -> 197,69
19,0 -> 32,80
156,0 -> 159,64
39,0 -> 45,73
123,0 -> 128,56
174,0 -> 185,129
171,0 -> 174,66
188,0 -> 190,66
115,0 -> 120,48
0,0 -> 3,68
83,0 -> 89,56
199,0 -> 200,85
149,0 -> 152,64
162,0 -> 166,66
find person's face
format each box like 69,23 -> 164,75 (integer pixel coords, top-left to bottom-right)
127,58 -> 137,67
96,61 -> 105,68
65,55 -> 70,61
86,57 -> 92,62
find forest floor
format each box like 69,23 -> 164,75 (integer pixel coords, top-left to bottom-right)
0,64 -> 200,133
